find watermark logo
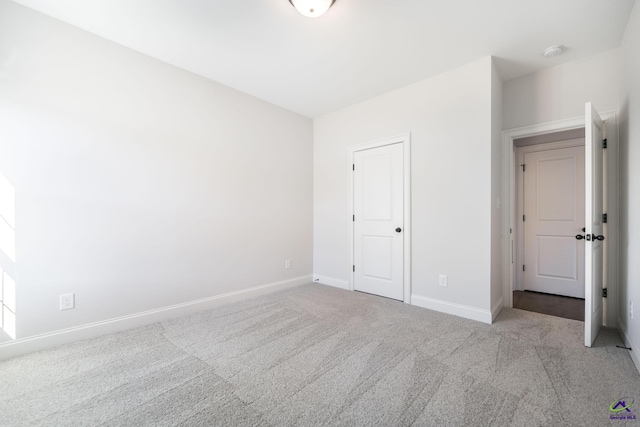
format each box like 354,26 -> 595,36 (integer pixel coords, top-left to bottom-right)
610,398 -> 637,421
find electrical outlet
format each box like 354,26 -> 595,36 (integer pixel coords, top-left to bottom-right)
60,293 -> 74,311
285,259 -> 291,270
438,275 -> 447,287
630,301 -> 634,320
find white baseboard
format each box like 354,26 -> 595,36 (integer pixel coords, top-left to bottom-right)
313,275 -> 349,290
617,317 -> 640,374
0,275 -> 312,361
411,294 -> 493,324
491,296 -> 504,322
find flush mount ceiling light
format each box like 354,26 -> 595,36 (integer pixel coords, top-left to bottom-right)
289,0 -> 336,18
543,44 -> 564,58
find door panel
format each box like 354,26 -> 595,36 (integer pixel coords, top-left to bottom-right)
354,143 -> 404,300
537,157 -> 577,220
523,146 -> 585,298
362,155 -> 392,220
362,236 -> 392,280
584,102 -> 604,347
537,236 -> 577,280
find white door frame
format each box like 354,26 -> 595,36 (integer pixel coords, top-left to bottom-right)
502,113 -> 618,326
348,133 -> 412,303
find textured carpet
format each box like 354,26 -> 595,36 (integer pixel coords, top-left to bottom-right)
1,284 -> 639,426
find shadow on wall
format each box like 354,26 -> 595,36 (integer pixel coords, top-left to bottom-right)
0,170 -> 16,339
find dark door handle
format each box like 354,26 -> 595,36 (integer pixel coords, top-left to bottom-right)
576,234 -> 604,241
576,227 -> 587,240
395,227 -> 402,233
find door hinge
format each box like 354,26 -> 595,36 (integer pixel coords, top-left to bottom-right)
521,164 -> 526,172
603,213 -> 608,223
523,265 -> 525,272
603,288 -> 608,298
353,265 -> 355,272
603,139 -> 608,149
523,215 -> 525,222
353,215 -> 355,222
352,164 -> 355,171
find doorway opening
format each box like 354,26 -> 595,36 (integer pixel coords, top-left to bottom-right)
348,133 -> 412,304
513,128 -> 586,321
502,107 -> 619,347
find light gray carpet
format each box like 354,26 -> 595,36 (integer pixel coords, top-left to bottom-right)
1,284 -> 639,426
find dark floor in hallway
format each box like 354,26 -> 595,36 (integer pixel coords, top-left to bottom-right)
513,290 -> 585,321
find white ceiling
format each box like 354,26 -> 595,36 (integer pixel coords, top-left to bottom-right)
11,0 -> 636,118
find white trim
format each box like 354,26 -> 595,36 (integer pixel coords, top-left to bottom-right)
313,275 -> 349,290
411,295 -> 493,324
491,296 -> 504,322
503,116 -> 586,140
348,133 -> 412,304
501,111 -> 618,313
617,319 -> 640,374
0,275 -> 311,360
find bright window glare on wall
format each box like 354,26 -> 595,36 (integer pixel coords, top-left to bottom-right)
3,272 -> 15,314
0,171 -> 16,339
1,265 -> 16,339
0,171 -> 15,262
0,172 -> 15,229
0,219 -> 15,263
0,269 -> 16,339
3,305 -> 16,339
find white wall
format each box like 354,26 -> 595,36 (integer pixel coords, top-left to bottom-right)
503,49 -> 621,130
619,1 -> 640,370
313,57 -> 496,322
490,61 -> 503,317
0,1 -> 313,350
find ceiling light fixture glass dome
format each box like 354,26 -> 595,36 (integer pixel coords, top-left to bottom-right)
289,0 -> 336,18
543,45 -> 564,58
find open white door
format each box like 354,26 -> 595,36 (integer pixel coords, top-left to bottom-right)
584,102 -> 605,347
